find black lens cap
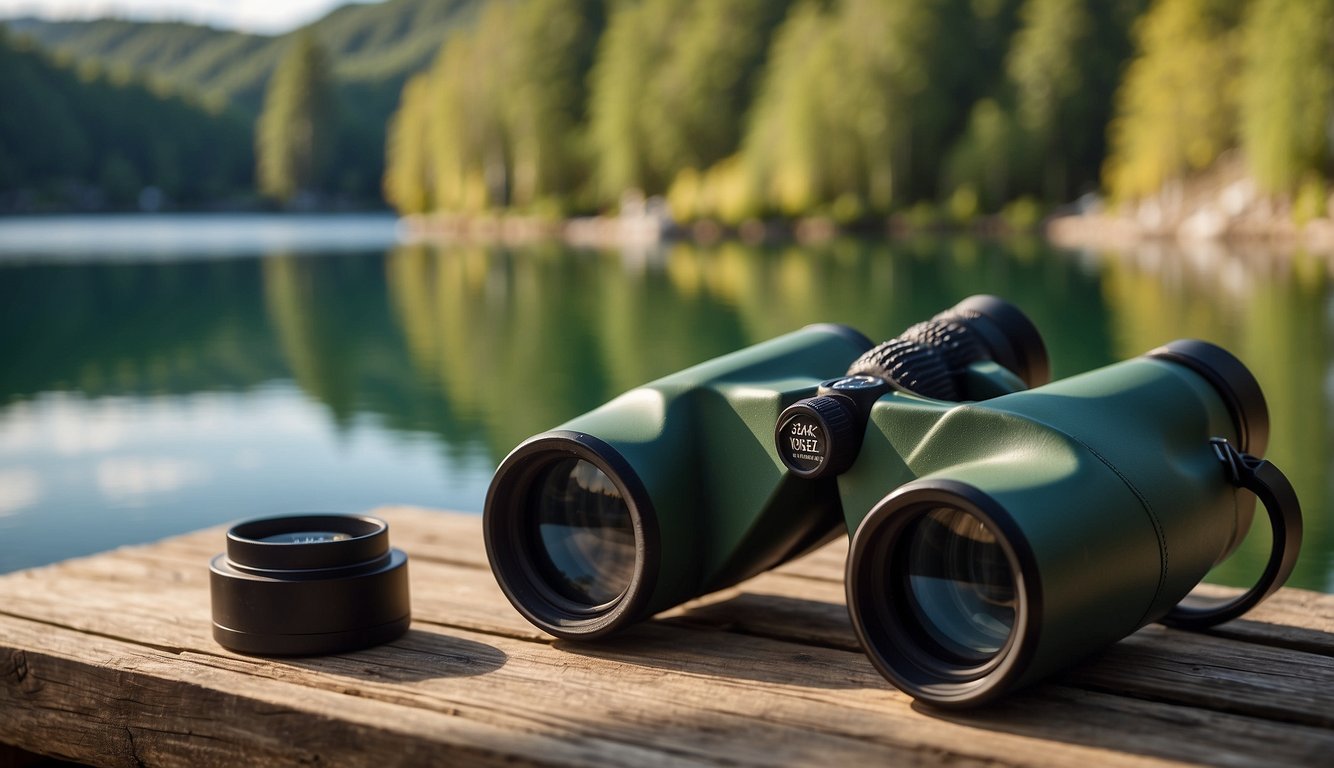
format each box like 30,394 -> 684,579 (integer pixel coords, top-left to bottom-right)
209,514 -> 411,656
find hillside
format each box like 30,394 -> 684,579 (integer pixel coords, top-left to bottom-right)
5,0 -> 480,114
2,0 -> 481,203
0,31 -> 253,211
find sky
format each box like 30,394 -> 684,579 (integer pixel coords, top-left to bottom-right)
0,0 -> 379,34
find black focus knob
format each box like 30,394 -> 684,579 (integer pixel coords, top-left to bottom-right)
847,337 -> 959,400
775,395 -> 862,479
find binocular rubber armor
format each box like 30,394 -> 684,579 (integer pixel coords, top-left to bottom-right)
484,296 -> 1301,707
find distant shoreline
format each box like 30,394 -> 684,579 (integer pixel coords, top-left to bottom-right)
395,211 -> 1041,249
1045,212 -> 1334,259
397,209 -> 1334,257
8,208 -> 1334,263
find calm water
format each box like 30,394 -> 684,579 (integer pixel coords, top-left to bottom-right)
0,214 -> 1330,594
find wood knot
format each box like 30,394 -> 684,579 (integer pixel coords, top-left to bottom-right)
5,649 -> 43,694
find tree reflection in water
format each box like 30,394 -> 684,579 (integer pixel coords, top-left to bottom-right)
0,238 -> 1327,590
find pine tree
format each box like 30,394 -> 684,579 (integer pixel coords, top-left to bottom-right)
1104,0 -> 1239,201
383,73 -> 432,214
742,0 -> 962,216
1240,0 -> 1334,194
588,0 -> 791,204
256,34 -> 337,204
1007,0 -> 1091,201
382,0 -> 601,214
503,0 -> 603,210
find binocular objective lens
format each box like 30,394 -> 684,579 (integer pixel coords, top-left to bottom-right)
531,458 -> 636,606
904,507 -> 1016,663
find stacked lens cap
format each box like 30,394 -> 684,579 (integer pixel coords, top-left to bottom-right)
210,514 -> 410,655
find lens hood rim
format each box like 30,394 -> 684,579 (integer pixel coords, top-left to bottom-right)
952,295 -> 1051,388
1146,339 -> 1270,457
846,479 -> 1042,708
484,431 -> 660,640
226,513 -> 389,572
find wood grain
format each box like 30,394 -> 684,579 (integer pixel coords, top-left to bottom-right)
1,506 -> 1330,767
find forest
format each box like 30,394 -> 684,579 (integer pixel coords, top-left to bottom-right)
3,0 -> 1332,222
385,0 -> 1334,225
1,0 -> 480,210
0,30 -> 253,210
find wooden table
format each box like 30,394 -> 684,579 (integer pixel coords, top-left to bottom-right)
1,507 -> 1330,766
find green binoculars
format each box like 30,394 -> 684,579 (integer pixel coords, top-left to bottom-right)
484,296 -> 1302,707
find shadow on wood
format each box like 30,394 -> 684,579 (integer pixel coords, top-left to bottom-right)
277,629 -> 509,683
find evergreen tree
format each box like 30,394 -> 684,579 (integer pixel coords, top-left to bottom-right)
944,99 -> 1022,212
742,0 -> 966,216
383,73 -> 432,214
256,34 -> 337,204
383,0 -> 602,214
588,0 -> 791,204
1007,0 -> 1092,201
945,0 -> 1143,208
1240,0 -> 1334,194
504,0 -> 604,209
1104,0 -> 1240,201
0,29 -> 251,209
587,0 -> 664,199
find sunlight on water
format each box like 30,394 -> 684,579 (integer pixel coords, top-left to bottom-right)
0,213 -> 401,260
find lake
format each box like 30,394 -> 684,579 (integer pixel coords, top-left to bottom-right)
0,214 -> 1329,595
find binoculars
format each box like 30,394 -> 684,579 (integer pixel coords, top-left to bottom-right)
484,296 -> 1301,707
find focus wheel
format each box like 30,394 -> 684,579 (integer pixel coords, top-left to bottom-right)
775,396 -> 861,479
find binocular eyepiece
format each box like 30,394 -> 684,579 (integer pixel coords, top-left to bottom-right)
484,295 -> 1300,707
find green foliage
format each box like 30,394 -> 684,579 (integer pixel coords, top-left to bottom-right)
1104,0 -> 1240,200
0,30 -> 251,208
1007,0 -> 1091,201
19,0 -> 1334,216
588,0 -> 792,202
1293,175 -> 1329,226
948,184 -> 981,223
1240,0 -> 1334,194
1001,196 -> 1044,230
384,75 -> 433,215
945,0 -> 1143,208
742,0 -> 972,217
7,0 -> 482,112
945,99 -> 1022,212
99,153 -> 143,206
6,0 -> 484,202
257,35 -> 337,203
383,0 -> 603,213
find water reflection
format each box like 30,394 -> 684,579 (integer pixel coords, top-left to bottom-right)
0,234 -> 1329,592
382,238 -> 1118,457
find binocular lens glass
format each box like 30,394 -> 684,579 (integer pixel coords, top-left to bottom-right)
531,458 -> 636,606
904,507 -> 1016,662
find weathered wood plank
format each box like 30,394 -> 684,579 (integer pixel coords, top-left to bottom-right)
1,507 -> 1332,768
7,583 -> 1331,768
2,604 -> 1159,768
8,512 -> 1334,726
0,617 -> 693,768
